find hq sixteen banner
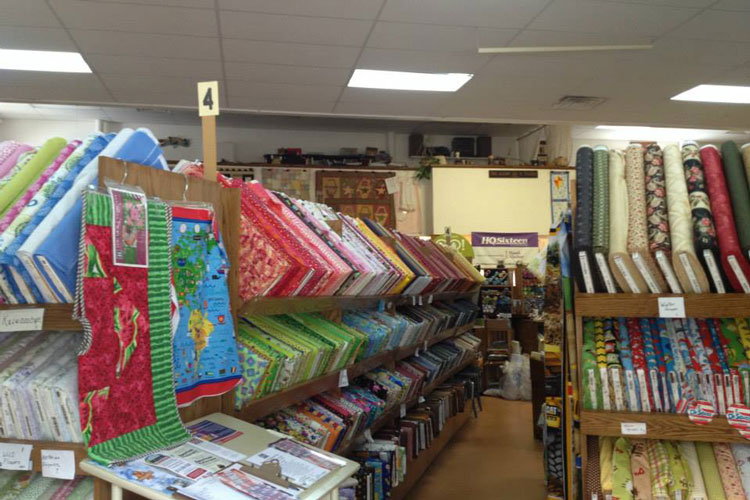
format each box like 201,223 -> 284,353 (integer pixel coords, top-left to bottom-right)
471,231 -> 541,267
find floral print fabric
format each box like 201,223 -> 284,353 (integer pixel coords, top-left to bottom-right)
643,144 -> 671,254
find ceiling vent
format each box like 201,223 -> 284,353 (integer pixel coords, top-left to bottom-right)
553,95 -> 606,110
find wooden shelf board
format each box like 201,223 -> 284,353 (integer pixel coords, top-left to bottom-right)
0,439 -> 89,475
230,323 -> 475,422
575,293 -> 750,318
0,304 -> 80,331
240,289 -> 478,316
581,410 -> 748,443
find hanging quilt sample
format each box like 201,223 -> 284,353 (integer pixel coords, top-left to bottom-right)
315,171 -> 396,228
171,204 -> 241,407
75,190 -> 189,464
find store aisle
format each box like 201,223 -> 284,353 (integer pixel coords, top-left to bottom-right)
405,397 -> 545,499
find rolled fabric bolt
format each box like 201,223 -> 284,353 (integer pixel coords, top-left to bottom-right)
721,141 -> 750,257
700,145 -> 750,293
574,145 -> 600,293
682,141 -> 728,293
663,144 -> 709,293
625,144 -> 667,293
608,149 -> 647,293
592,145 -> 616,292
644,143 -> 681,293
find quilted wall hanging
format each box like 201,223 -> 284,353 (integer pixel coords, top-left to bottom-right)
75,189 -> 190,464
315,171 -> 396,228
260,167 -> 312,201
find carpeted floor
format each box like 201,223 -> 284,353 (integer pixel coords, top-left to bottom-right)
404,397 -> 546,499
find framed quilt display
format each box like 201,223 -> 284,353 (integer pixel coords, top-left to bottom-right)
315,171 -> 396,228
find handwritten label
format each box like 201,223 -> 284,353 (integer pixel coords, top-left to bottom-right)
41,450 -> 75,480
0,443 -> 32,470
595,253 -> 617,293
613,255 -> 641,293
400,404 -> 406,418
704,250 -> 726,293
656,251 -> 682,294
658,297 -> 685,318
384,177 -> 399,194
578,251 -> 595,293
632,253 -> 662,293
728,255 -> 750,293
0,308 -> 44,332
679,253 -> 703,293
620,422 -> 646,435
338,369 -> 349,388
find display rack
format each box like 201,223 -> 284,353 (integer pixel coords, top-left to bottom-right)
575,291 -> 750,485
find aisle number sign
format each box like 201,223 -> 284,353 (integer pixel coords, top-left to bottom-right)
197,81 -> 219,117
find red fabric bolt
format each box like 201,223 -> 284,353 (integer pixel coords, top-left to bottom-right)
699,145 -> 750,292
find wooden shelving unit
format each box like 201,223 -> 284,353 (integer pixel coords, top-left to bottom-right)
231,323 -> 476,422
0,304 -> 80,331
576,291 -> 750,489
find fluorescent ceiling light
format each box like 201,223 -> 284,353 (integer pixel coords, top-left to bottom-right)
595,125 -> 729,141
348,69 -> 472,92
672,84 -> 750,104
478,44 -> 652,54
0,48 -> 91,73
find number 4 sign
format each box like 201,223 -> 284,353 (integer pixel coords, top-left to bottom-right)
197,81 -> 219,117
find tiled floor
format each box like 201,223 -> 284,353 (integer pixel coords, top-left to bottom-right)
405,397 -> 546,499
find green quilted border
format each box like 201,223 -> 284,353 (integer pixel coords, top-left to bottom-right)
83,191 -> 189,464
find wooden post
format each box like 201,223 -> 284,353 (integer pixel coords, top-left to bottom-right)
202,115 -> 217,181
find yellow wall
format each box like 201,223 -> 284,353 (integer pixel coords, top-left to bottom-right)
432,167 -> 571,236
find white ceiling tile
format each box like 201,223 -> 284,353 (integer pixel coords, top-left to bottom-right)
702,65 -> 750,86
70,30 -> 221,59
87,54 -> 223,79
336,88 -> 451,116
0,71 -> 111,102
647,38 -> 750,67
225,62 -> 351,86
669,10 -> 750,42
49,0 -> 218,36
357,48 -> 491,73
528,0 -> 700,37
367,22 -> 518,52
227,82 -> 342,102
712,0 -> 750,10
223,39 -> 360,68
218,0 -> 383,19
510,29 -> 653,47
0,0 -> 61,28
379,0 -> 550,29
0,27 -> 76,51
94,0 -> 215,8
219,11 -> 371,46
227,97 -> 337,113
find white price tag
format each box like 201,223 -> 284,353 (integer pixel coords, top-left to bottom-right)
620,422 -> 647,435
658,297 -> 685,318
41,450 -> 75,480
364,429 -> 374,443
595,253 -> 617,293
414,348 -> 420,358
679,253 -> 703,293
418,296 -> 423,306
428,295 -> 433,304
613,255 -> 641,293
400,404 -> 406,418
600,367 -> 611,410
384,177 -> 399,194
588,369 -> 598,410
578,251 -> 595,293
197,81 -> 219,117
423,340 -> 428,351
338,369 -> 349,388
656,250 -> 682,294
411,296 -> 417,305
0,443 -> 32,470
728,255 -> 750,293
704,250 -> 726,293
0,308 -> 44,332
419,396 -> 426,403
632,253 -> 662,293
